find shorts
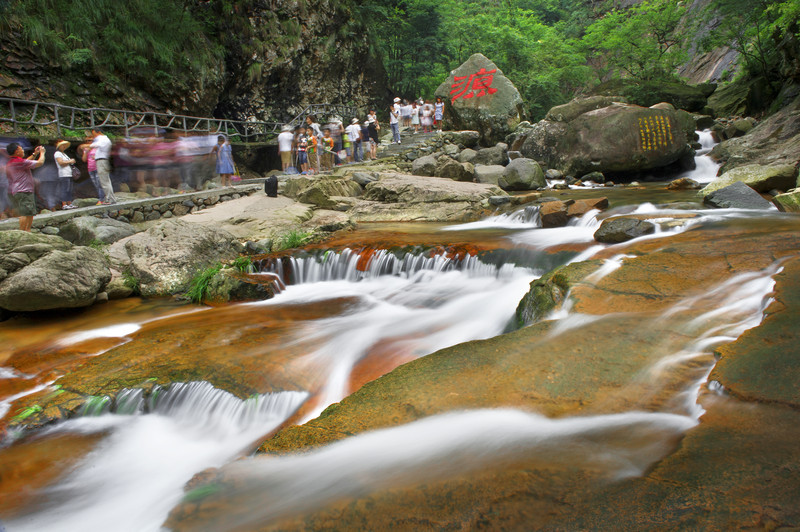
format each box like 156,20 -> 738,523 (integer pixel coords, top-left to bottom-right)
297,151 -> 308,165
280,151 -> 291,166
11,192 -> 36,216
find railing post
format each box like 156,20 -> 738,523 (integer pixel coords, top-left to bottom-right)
124,111 -> 129,137
153,113 -> 158,135
10,100 -> 16,134
54,105 -> 61,136
90,108 -> 95,129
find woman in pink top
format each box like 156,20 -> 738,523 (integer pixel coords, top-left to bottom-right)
79,136 -> 105,203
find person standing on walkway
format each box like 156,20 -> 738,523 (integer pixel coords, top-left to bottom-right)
277,125 -> 294,172
54,140 -> 76,209
390,97 -> 401,144
367,110 -> 380,160
90,127 -> 117,204
346,118 -> 362,163
212,135 -> 234,187
5,142 -> 45,232
434,96 -> 445,131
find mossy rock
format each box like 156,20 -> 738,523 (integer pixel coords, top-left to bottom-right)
591,79 -> 715,112
203,268 -> 275,304
515,260 -> 603,327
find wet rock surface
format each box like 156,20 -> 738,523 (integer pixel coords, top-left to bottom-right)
702,181 -> 774,209
594,217 -> 656,243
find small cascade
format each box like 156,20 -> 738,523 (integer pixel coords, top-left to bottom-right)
444,205 -> 542,230
256,248 -> 524,286
8,385 -> 308,532
678,129 -> 721,184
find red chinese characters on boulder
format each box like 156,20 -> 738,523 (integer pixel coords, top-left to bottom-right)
450,68 -> 499,104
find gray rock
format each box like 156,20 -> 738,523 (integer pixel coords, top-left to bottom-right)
59,216 -> 137,246
145,212 -> 161,221
498,158 -> 545,191
582,171 -> 606,183
703,181 -> 774,210
351,172 -> 378,187
699,164 -> 798,195
121,219 -> 241,297
412,155 -> 438,177
545,169 -> 564,180
473,146 -> 509,166
131,211 -> 145,223
444,131 -> 481,148
443,143 -> 460,157
488,195 -> 511,206
594,218 -> 656,243
668,177 -> 701,190
458,149 -> 477,164
0,232 -> 110,311
435,157 -> 474,181
182,200 -> 196,208
474,165 -> 506,186
172,205 -> 191,216
40,226 -> 60,235
507,151 -> 523,160
433,53 -> 524,145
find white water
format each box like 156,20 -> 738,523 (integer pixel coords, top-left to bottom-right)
677,130 -> 721,184
7,385 -> 308,532
256,250 -> 539,420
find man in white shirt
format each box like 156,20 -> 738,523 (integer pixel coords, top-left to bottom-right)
345,118 -> 362,163
90,127 -> 116,204
390,97 -> 401,144
277,125 -> 295,172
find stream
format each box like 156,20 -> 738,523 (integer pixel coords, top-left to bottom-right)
0,132 -> 796,530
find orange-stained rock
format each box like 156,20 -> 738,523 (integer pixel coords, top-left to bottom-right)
539,200 -> 569,227
565,197 -> 609,217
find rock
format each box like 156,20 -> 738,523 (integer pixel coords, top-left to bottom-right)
0,231 -> 110,312
435,157 -> 474,182
203,268 -> 275,304
545,169 -> 564,180
40,226 -> 59,235
161,211 -> 174,219
121,219 -> 241,297
773,189 -> 800,212
668,177 -> 701,190
131,211 -> 145,223
693,114 -> 715,130
650,102 -> 675,110
474,165 -> 506,186
699,164 -> 798,195
709,93 -> 800,172
442,143 -> 459,157
351,172 -> 378,186
58,216 -> 137,246
473,145 -> 508,166
566,198 -> 609,218
733,118 -> 755,135
145,211 -> 161,222
594,217 -> 656,243
582,171 -> 606,183
507,151 -> 522,160
443,131 -> 480,148
172,204 -> 191,216
488,196 -> 511,206
433,53 -> 524,145
457,149 -> 477,164
545,96 -> 627,123
702,181 -> 774,210
284,176 -> 362,209
539,200 -> 569,228
498,158 -> 544,191
552,183 -> 570,190
516,260 -> 603,326
519,102 -> 696,177
411,155 -> 438,177
105,276 -> 134,299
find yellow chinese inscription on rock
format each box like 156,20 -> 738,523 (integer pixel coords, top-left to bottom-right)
638,114 -> 673,152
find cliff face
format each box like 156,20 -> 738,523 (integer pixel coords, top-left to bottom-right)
0,0 -> 387,122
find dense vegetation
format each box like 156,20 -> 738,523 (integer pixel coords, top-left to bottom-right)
1,0 -> 798,120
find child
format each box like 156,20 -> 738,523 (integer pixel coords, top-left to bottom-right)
297,126 -> 308,174
306,131 -> 319,174
321,128 -> 334,171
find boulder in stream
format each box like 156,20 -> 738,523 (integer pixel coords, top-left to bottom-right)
699,164 -> 798,195
0,231 -> 111,312
594,217 -> 656,243
702,181 -> 774,210
498,158 -> 544,191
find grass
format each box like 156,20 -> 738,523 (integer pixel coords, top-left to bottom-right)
277,229 -> 312,251
122,270 -> 140,293
185,262 -> 223,304
231,256 -> 253,273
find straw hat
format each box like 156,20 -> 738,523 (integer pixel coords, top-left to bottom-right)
393,97 -> 400,102
351,118 -> 359,124
56,140 -> 70,151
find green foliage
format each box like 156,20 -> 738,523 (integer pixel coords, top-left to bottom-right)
186,263 -> 223,304
277,230 -> 311,251
582,0 -> 688,81
12,404 -> 42,422
122,270 -> 140,293
231,256 -> 253,273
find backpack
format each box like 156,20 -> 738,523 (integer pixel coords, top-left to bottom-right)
264,175 -> 278,197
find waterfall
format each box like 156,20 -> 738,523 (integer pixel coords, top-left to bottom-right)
7,386 -> 308,532
678,129 -> 721,184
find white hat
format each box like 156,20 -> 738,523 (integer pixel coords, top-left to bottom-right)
281,125 -> 292,132
393,97 -> 400,102
351,118 -> 359,124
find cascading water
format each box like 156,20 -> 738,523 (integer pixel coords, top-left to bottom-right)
5,384 -> 307,532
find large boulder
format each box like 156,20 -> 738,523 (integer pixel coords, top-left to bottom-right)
702,181 -> 774,210
434,53 -> 524,145
203,268 -> 276,304
283,176 -> 361,209
545,96 -> 627,123
59,215 -> 137,246
473,145 -> 509,166
699,164 -> 798,195
121,219 -> 242,297
498,158 -> 544,191
474,165 -> 506,186
773,189 -> 800,212
412,155 -> 438,177
594,217 -> 656,243
539,200 -> 569,228
517,101 -> 696,177
0,231 -> 110,312
435,157 -> 474,181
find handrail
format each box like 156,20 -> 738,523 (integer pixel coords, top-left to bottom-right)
0,98 -> 361,142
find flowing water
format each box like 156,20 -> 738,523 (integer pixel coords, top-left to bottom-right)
0,141 -> 796,529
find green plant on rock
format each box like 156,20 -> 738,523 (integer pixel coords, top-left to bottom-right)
122,270 -> 140,294
186,262 -> 223,304
231,256 -> 253,273
277,229 -> 311,251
